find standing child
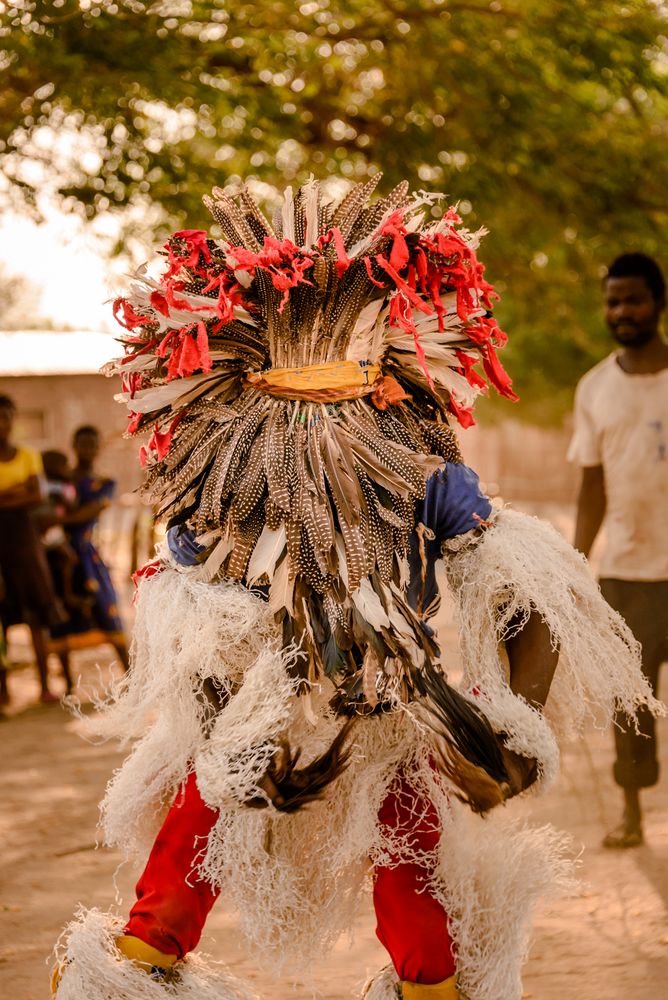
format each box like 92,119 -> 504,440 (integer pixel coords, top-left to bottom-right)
54,426 -> 129,673
37,450 -> 84,619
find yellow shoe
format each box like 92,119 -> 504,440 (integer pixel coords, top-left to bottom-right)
402,976 -> 459,1000
50,959 -> 67,996
50,935 -> 179,994
115,934 -> 179,977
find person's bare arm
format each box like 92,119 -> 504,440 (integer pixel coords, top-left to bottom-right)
62,497 -> 110,525
498,609 -> 560,798
505,609 -> 559,712
0,475 -> 43,509
573,464 -> 606,558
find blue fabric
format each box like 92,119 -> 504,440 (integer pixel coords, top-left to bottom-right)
415,462 -> 492,541
406,463 -> 492,617
167,525 -> 206,567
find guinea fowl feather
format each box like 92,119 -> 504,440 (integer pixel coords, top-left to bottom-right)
237,184 -> 276,240
330,175 -> 382,241
229,445 -> 267,524
226,506 -> 266,581
209,188 -> 263,250
264,408 -> 291,514
197,419 -> 247,524
339,519 -> 368,592
320,420 -> 362,526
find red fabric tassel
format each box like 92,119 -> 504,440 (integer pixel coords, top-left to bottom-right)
364,256 -> 385,288
159,324 -> 213,382
455,350 -> 488,392
318,227 -> 351,277
376,255 -> 431,314
127,411 -> 143,435
149,291 -> 171,316
131,559 -> 163,598
481,343 -> 519,401
113,298 -> 151,331
140,412 -> 185,468
166,230 -> 212,277
448,394 -> 476,428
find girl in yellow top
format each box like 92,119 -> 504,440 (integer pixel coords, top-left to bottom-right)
0,393 -> 67,702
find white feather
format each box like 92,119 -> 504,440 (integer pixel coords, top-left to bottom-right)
115,372 -> 222,412
196,535 -> 235,582
351,578 -> 391,630
246,525 -> 287,585
396,553 -> 409,590
281,185 -> 295,243
301,689 -> 320,726
334,532 -> 349,591
346,299 -> 386,362
302,175 -> 320,249
102,354 -> 156,376
268,553 -> 294,614
404,210 -> 426,233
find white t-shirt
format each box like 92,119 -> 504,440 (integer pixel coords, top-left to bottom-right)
568,352 -> 668,581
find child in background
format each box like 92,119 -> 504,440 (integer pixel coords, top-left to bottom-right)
38,450 -> 88,617
51,426 -> 130,674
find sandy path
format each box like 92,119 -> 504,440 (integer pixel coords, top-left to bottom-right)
1,649 -> 666,1000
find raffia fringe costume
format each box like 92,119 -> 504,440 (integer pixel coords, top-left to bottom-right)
53,177 -> 661,1000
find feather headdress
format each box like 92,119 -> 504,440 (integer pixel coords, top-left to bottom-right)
109,176 -> 515,787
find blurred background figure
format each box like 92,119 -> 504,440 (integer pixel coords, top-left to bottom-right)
570,253 -> 668,849
52,425 -> 130,675
0,393 -> 67,701
37,448 -> 83,617
0,566 -> 9,706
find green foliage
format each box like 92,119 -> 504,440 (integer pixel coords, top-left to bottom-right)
2,0 -> 667,419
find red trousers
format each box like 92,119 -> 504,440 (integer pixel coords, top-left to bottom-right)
126,772 -> 456,984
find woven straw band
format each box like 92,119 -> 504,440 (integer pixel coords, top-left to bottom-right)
245,360 -> 383,402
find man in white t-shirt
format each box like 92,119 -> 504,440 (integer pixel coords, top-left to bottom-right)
570,253 -> 668,848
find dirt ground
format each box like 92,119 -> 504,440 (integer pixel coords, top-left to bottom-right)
1,637 -> 667,1000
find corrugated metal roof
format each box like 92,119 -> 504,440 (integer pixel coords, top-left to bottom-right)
0,331 -> 119,376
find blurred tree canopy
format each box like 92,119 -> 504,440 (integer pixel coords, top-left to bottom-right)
2,0 -> 668,420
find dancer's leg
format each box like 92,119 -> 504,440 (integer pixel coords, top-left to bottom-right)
373,772 -> 456,986
124,771 -> 220,958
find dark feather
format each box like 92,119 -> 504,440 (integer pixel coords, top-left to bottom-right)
262,719 -> 355,812
415,660 -> 509,789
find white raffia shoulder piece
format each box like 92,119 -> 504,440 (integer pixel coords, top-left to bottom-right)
53,907 -> 258,1000
442,508 -> 664,747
